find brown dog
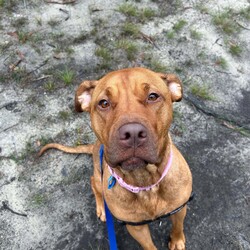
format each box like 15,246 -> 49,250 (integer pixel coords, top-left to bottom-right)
39,67 -> 192,250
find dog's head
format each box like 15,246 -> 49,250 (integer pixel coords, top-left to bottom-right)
75,68 -> 182,171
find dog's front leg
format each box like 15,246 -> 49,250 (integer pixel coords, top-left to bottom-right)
168,206 -> 187,250
91,175 -> 106,221
90,143 -> 106,222
126,224 -> 157,250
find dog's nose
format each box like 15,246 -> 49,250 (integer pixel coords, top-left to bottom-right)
119,123 -> 147,148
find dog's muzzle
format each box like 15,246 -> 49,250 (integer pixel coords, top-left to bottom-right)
107,122 -> 158,170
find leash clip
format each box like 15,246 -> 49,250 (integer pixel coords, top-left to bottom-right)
108,176 -> 116,189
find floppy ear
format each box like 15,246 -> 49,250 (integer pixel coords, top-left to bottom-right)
158,73 -> 183,102
75,80 -> 98,112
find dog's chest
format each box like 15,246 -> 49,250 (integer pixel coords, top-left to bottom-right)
136,186 -> 169,217
106,185 -> 171,221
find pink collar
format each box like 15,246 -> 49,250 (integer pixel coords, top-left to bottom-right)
108,148 -> 173,193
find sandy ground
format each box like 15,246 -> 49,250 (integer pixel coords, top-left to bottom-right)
0,0 -> 250,249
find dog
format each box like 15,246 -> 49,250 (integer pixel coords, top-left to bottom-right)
39,67 -> 192,250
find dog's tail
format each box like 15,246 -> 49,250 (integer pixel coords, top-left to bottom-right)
38,143 -> 94,157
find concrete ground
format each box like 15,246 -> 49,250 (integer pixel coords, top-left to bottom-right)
0,0 -> 249,249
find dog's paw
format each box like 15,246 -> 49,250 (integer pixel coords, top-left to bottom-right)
97,207 -> 106,222
168,233 -> 186,250
168,236 -> 185,250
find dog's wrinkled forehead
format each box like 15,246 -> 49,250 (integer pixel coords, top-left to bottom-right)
93,68 -> 169,98
102,68 -> 165,86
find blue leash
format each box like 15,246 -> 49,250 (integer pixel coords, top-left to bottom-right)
99,144 -> 118,250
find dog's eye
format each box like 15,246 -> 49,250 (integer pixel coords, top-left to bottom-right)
98,99 -> 110,109
147,93 -> 160,102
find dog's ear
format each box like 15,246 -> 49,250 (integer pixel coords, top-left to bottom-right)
158,73 -> 183,102
75,80 -> 98,112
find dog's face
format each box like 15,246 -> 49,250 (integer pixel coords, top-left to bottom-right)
75,68 -> 182,170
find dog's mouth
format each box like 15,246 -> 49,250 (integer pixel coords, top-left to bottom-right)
107,147 -> 159,171
118,157 -> 148,171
